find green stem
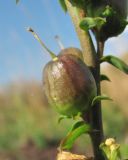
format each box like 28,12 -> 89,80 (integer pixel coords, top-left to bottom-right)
90,39 -> 105,160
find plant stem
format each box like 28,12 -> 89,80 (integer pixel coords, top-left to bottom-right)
65,1 -> 105,159
65,0 -> 96,68
90,39 -> 105,160
97,40 -> 105,58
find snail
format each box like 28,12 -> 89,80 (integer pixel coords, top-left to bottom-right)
27,28 -> 97,117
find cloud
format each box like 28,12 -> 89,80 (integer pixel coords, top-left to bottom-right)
106,27 -> 128,56
124,25 -> 128,33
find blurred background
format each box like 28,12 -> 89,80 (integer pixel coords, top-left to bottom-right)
0,0 -> 128,160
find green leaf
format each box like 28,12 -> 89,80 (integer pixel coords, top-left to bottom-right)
111,150 -> 119,160
58,116 -> 66,124
110,144 -> 120,160
16,0 -> 20,4
80,17 -> 106,31
69,120 -> 85,131
100,74 -> 111,82
101,55 -> 128,74
59,0 -> 67,12
100,143 -> 121,160
60,121 -> 91,150
57,115 -> 71,124
102,5 -> 116,17
100,143 -> 110,160
92,95 -> 113,106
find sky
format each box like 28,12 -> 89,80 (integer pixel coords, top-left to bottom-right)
0,0 -> 128,85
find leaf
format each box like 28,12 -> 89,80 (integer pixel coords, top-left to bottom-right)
69,120 -> 85,131
100,143 -> 110,160
80,17 -> 106,31
111,150 -> 119,160
60,121 -> 91,150
58,116 -> 66,124
57,115 -> 71,124
110,144 -> 120,160
100,143 -> 121,160
59,0 -> 67,12
92,95 -> 113,106
102,5 -> 116,17
101,55 -> 128,74
100,74 -> 111,82
16,0 -> 20,4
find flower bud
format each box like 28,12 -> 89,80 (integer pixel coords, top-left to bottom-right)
110,143 -> 120,152
104,0 -> 128,18
105,138 -> 116,146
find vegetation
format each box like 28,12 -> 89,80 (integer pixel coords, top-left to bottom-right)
0,59 -> 128,159
0,0 -> 128,159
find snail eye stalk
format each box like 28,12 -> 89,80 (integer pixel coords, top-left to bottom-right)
54,35 -> 65,50
27,27 -> 57,60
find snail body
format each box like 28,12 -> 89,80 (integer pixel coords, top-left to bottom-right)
28,28 -> 97,116
43,54 -> 96,116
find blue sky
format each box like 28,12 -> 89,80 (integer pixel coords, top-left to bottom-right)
0,0 -> 128,85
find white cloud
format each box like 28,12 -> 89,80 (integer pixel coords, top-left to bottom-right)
105,26 -> 128,56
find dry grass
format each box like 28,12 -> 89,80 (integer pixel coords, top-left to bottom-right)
0,53 -> 128,159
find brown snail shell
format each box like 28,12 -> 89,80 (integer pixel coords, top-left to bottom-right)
43,54 -> 96,116
59,47 -> 84,60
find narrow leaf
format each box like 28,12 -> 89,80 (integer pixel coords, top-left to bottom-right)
59,0 -> 67,12
58,116 -> 65,124
111,150 -> 119,160
101,55 -> 128,74
69,120 -> 86,131
58,115 -> 71,124
100,74 -> 111,82
110,144 -> 120,160
100,143 -> 110,160
92,95 -> 112,106
80,17 -> 106,31
60,121 -> 91,150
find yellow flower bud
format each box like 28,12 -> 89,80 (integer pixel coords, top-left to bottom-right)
105,138 -> 116,146
110,144 -> 120,152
